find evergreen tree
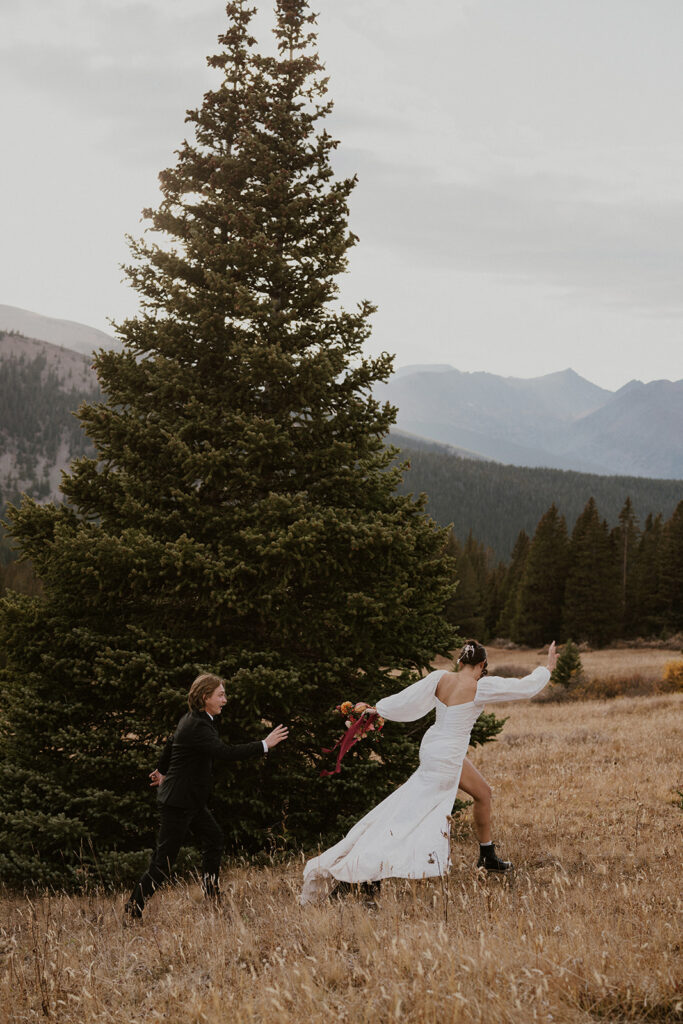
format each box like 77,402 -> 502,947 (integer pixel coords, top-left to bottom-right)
494,530 -> 530,638
550,639 -> 584,689
612,497 -> 640,637
563,498 -> 620,645
659,500 -> 683,634
484,560 -> 507,639
445,531 -> 489,640
0,1 -> 462,889
511,504 -> 568,646
632,513 -> 664,636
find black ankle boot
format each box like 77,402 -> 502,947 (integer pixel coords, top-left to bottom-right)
477,843 -> 513,872
329,880 -> 381,901
360,880 -> 381,898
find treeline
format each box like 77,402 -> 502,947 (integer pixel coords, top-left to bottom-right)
447,496 -> 683,645
392,435 -> 683,560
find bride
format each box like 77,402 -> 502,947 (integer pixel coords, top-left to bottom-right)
300,639 -> 557,904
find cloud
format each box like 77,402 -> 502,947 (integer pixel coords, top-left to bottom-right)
338,150 -> 683,316
3,0 -> 683,381
0,1 -> 230,154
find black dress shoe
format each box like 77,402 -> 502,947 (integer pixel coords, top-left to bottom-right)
477,843 -> 513,872
329,880 -> 382,900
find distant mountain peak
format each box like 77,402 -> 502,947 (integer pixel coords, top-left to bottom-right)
375,361 -> 681,478
394,363 -> 456,378
0,304 -> 118,357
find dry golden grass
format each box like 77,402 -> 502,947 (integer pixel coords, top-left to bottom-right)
2,694 -> 682,1024
472,644 -> 681,683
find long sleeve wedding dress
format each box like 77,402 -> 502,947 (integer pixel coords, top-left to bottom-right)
300,666 -> 550,904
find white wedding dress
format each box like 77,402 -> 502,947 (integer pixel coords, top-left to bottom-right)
300,666 -> 550,904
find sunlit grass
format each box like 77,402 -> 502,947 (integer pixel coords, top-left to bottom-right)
2,693 -> 681,1023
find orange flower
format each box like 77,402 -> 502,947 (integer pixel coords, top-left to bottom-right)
340,701 -> 353,714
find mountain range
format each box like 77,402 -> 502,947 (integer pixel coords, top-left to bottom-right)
1,307 -> 682,549
377,364 -> 683,478
0,304 -> 117,357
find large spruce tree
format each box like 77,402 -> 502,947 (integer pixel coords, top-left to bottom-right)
0,1 -> 459,889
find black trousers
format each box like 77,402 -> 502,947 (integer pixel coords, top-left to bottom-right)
128,804 -> 224,911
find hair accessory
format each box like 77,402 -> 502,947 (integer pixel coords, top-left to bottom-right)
458,641 -> 476,663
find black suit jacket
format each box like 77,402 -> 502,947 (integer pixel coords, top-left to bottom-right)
157,710 -> 264,809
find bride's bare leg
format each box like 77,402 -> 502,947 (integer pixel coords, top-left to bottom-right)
458,757 -> 492,844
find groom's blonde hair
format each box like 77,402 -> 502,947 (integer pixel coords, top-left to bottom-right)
188,673 -> 226,711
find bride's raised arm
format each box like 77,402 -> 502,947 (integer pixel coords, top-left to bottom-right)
473,666 -> 550,704
375,670 -> 445,722
473,642 -> 557,704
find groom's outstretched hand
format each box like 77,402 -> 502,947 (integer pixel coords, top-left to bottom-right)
265,724 -> 289,749
149,769 -> 165,787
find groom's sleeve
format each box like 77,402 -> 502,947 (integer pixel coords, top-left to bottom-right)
200,721 -> 265,762
157,735 -> 174,774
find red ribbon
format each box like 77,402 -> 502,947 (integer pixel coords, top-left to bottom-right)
320,711 -> 381,777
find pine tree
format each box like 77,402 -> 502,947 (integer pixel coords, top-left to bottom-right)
550,639 -> 584,689
632,513 -> 664,635
484,560 -> 507,639
562,498 -> 620,646
612,497 -> 640,637
494,530 -> 530,639
511,504 -> 568,646
0,1 -> 462,889
445,531 -> 490,640
659,500 -> 683,634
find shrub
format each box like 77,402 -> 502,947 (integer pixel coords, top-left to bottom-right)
662,659 -> 683,693
551,640 -> 585,689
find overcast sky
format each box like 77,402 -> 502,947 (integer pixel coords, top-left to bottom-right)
2,0 -> 683,390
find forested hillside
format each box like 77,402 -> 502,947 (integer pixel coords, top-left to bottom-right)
391,432 -> 683,560
0,331 -> 100,562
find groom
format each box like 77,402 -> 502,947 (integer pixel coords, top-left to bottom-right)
124,673 -> 288,920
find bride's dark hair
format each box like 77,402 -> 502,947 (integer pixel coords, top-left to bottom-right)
457,639 -> 488,674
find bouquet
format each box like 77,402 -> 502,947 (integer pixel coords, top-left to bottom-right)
320,701 -> 385,777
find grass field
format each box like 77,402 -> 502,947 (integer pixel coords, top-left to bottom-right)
434,643 -> 682,683
2,690 -> 681,1023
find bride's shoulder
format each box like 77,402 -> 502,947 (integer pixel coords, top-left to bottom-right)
434,670 -> 457,696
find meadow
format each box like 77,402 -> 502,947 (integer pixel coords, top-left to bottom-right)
436,642 -> 682,683
2,676 -> 681,1024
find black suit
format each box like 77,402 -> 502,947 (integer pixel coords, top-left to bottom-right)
128,711 -> 264,913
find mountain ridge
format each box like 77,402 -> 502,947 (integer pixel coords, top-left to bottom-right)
0,319 -> 681,564
0,304 -> 118,357
378,363 -> 683,478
